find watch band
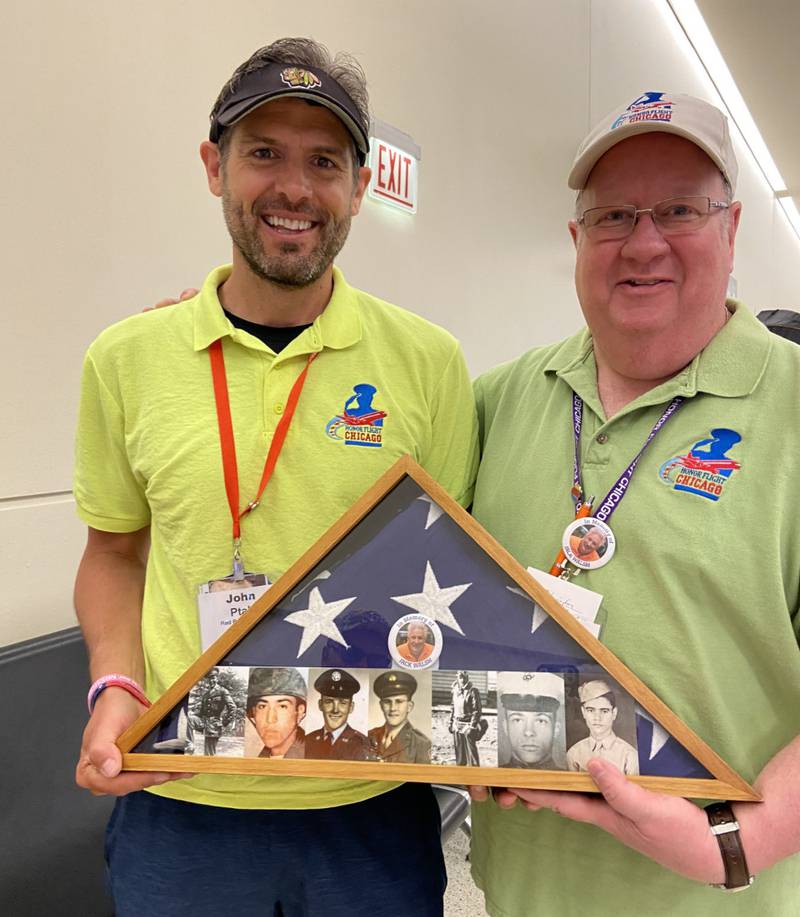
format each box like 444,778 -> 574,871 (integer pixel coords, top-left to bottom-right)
705,802 -> 753,891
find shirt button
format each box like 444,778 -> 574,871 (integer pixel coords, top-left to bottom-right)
596,432 -> 609,444
274,403 -> 284,415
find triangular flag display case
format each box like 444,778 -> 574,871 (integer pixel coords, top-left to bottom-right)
120,457 -> 758,800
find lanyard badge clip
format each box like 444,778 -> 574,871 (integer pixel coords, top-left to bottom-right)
232,538 -> 245,582
558,563 -> 580,581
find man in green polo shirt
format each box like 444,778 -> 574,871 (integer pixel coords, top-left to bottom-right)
469,92 -> 800,914
73,37 -> 477,916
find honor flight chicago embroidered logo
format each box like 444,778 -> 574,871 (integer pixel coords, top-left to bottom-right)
325,384 -> 387,447
611,92 -> 674,131
658,428 -> 741,501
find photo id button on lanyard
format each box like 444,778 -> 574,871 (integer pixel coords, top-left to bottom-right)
549,392 -> 685,579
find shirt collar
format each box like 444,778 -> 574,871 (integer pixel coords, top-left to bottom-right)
193,264 -> 363,354
591,736 -> 616,752
544,300 -> 772,410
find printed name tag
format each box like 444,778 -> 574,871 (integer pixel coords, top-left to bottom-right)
197,573 -> 271,651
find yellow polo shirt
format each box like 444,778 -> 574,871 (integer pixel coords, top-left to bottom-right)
74,265 -> 478,809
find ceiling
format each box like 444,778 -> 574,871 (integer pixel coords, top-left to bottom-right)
695,0 -> 799,208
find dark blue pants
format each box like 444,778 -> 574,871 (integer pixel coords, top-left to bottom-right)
105,783 -> 446,916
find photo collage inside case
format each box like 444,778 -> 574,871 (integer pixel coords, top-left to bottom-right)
138,478 -> 710,782
178,665 -> 640,772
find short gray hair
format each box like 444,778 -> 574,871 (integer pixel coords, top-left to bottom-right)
210,37 -> 370,169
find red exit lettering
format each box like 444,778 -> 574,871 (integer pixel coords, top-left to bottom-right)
376,142 -> 413,204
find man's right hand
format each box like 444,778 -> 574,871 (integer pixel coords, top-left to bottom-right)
76,687 -> 187,796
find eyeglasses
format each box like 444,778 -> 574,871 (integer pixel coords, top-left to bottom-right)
577,196 -> 730,240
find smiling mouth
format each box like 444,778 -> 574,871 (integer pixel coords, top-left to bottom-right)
262,215 -> 316,234
620,278 -> 670,287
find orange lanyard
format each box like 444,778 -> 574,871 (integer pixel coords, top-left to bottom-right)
208,338 -> 318,577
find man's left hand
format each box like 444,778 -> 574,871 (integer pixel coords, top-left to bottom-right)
498,759 -> 725,884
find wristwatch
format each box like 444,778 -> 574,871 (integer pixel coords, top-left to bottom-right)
705,802 -> 754,891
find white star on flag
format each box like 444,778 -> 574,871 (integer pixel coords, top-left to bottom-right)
391,561 -> 470,634
285,587 -> 355,657
416,494 -> 444,530
635,707 -> 670,760
506,586 -> 548,635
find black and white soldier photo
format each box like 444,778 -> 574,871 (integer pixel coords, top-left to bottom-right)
565,676 -> 639,775
304,668 -> 370,761
368,670 -> 432,764
431,670 -> 495,767
497,671 -> 567,770
187,666 -> 247,757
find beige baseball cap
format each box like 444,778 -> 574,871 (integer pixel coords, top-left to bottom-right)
500,671 -> 564,713
568,91 -> 738,192
578,679 -> 615,705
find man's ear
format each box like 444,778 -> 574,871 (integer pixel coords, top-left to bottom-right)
726,200 -> 742,272
297,702 -> 307,724
568,220 -> 579,249
350,166 -> 372,216
200,140 -> 224,198
408,699 -> 415,715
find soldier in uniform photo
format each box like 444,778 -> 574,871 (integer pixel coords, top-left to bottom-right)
189,668 -> 237,756
499,672 -> 565,770
369,671 -> 431,763
305,669 -> 369,760
246,667 -> 307,759
566,679 -> 639,775
449,670 -> 484,766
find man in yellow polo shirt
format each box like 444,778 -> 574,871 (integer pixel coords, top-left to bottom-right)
73,37 -> 477,917
469,92 -> 800,914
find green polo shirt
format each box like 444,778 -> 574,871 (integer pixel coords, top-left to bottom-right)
74,264 -> 478,810
470,302 -> 800,915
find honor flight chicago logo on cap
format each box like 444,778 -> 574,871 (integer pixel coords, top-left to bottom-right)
611,92 -> 674,129
567,91 -> 738,191
658,428 -> 742,501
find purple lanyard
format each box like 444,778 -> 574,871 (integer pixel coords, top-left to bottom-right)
572,392 -> 685,523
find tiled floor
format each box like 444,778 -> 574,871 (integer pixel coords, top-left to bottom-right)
443,827 -> 487,916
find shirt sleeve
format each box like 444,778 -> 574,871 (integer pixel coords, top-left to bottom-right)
421,341 -> 479,508
73,349 -> 151,532
473,368 -> 497,454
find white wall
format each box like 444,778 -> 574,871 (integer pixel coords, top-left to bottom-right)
2,0 -> 799,646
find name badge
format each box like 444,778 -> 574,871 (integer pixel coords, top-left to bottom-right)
197,573 -> 270,651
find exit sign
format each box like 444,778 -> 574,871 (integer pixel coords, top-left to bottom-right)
368,129 -> 419,214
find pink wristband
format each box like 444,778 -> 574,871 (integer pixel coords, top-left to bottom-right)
87,674 -> 151,714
